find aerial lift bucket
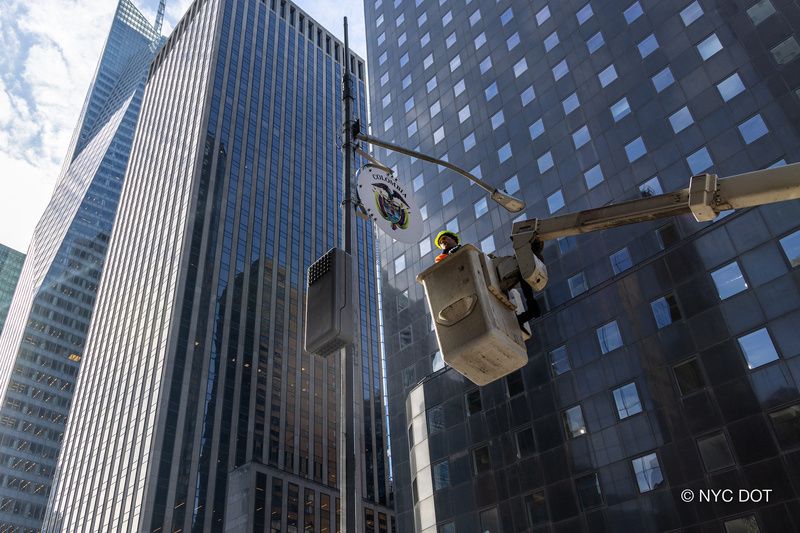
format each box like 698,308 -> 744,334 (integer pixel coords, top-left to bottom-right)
417,245 -> 528,386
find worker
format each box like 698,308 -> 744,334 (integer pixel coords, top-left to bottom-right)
434,230 -> 462,263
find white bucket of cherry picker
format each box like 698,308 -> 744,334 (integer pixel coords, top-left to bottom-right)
416,244 -> 528,386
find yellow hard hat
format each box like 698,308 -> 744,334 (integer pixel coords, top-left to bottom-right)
435,230 -> 459,247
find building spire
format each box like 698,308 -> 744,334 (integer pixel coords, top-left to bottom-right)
154,0 -> 166,34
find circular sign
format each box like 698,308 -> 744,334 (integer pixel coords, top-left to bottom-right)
356,164 -> 423,243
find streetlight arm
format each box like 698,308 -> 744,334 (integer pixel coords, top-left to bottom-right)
355,131 -> 526,213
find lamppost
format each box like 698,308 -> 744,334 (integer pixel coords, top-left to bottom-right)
306,18 -> 525,533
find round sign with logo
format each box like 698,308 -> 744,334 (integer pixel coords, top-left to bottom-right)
356,164 -> 423,243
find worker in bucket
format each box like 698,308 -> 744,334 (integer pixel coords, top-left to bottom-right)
434,230 -> 462,263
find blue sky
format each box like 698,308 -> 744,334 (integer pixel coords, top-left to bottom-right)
0,0 -> 366,253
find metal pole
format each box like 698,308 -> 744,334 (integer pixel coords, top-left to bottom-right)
340,16 -> 360,533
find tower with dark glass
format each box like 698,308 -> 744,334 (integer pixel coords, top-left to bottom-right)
43,0 -> 393,531
0,2 -> 161,531
364,0 -> 800,531
0,244 -> 25,336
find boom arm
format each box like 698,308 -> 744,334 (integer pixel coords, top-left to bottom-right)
508,164 -> 800,290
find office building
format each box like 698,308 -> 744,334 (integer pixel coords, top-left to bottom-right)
365,0 -> 800,531
0,245 -> 25,335
0,1 -> 162,531
44,0 -> 392,531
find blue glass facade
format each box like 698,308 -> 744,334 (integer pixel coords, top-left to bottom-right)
365,0 -> 800,531
0,2 -> 160,531
0,245 -> 24,336
44,0 -> 392,531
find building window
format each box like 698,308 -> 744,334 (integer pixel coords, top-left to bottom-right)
584,164 -> 604,189
563,405 -> 587,438
779,229 -> 800,267
458,104 -> 471,123
613,382 -> 642,419
575,473 -> 603,509
568,272 -> 588,297
427,404 -> 445,435
544,31 -> 559,52
717,72 -> 745,101
587,31 -> 604,53
407,121 -> 418,137
420,31 -> 429,47
480,56 -> 493,74
498,143 -> 512,164
625,136 -> 646,162
747,0 -> 776,25
724,516 -> 760,533
598,64 -> 618,87
562,92 -> 579,115
610,97 -> 630,122
738,328 -> 779,369
547,189 -> 564,213
430,100 -> 441,117
657,223 -> 680,249
632,453 -> 664,492
507,32 -> 520,51
673,359 -> 705,396
553,59 -> 569,81
698,33 -> 723,60
419,237 -> 431,257
485,81 -> 498,101
446,217 -> 459,234
768,404 -> 800,449
526,491 -> 548,525
505,175 -> 519,194
624,1 -> 643,23
399,326 -> 412,350
514,58 -> 528,77
474,197 -> 488,218
449,55 -> 461,72
652,66 -> 675,92
463,133 -> 476,151
394,254 -> 406,274
681,1 -> 703,25
738,114 -> 768,144
465,389 -> 482,415
472,445 -> 491,475
479,508 -> 500,533
550,345 -> 570,376
558,236 -> 577,254
516,428 -> 536,459
669,106 -> 694,133
639,176 -> 663,197
597,321 -> 623,353
432,350 -> 445,372
469,8 -> 481,26
420,204 -> 428,220
687,146 -> 713,174
432,460 -> 450,490
500,7 -> 513,25
381,93 -> 391,109
480,235 -> 495,254
697,432 -> 735,471
397,289 -> 410,312
572,125 -> 591,149
441,186 -> 454,205
539,152 -> 555,174
491,110 -> 505,129
651,294 -> 681,328
576,3 -> 593,25
521,86 -> 535,106
413,173 -> 424,192
711,261 -> 747,299
638,34 -> 659,58
536,5 -> 551,25
506,370 -> 524,396
610,247 -> 633,274
473,32 -> 487,50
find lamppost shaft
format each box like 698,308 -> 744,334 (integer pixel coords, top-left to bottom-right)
340,16 -> 359,533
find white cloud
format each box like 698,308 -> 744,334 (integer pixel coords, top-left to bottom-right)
0,0 -> 368,252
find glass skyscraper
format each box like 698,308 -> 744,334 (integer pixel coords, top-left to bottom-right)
44,0 -> 392,531
365,0 -> 800,531
0,2 -> 161,531
0,245 -> 25,336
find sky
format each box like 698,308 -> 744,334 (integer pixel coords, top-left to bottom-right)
0,0 -> 367,253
